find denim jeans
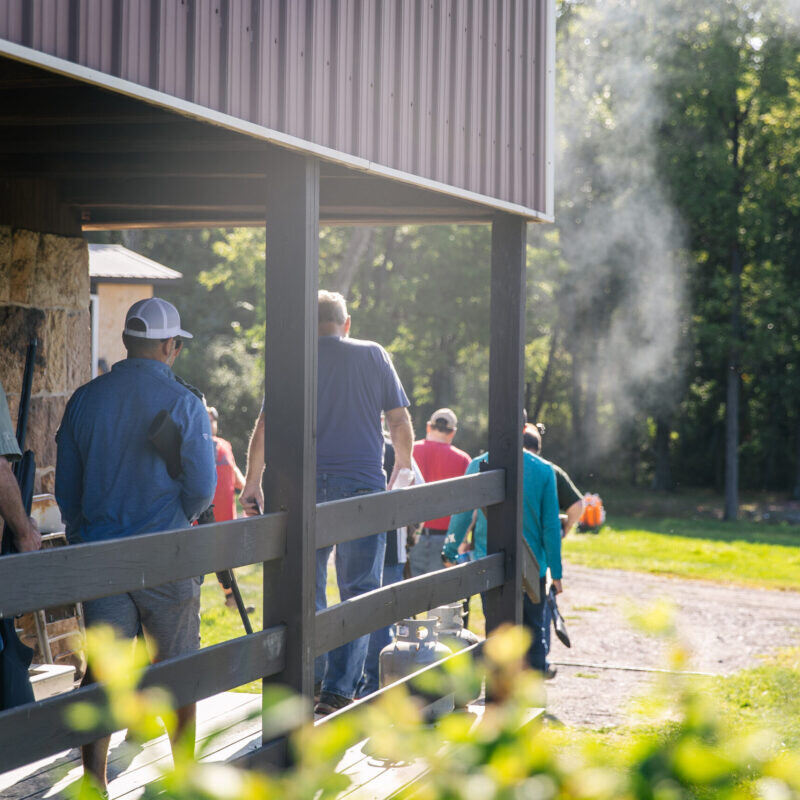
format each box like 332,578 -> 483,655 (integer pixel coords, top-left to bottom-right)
316,474 -> 386,699
357,562 -> 405,697
522,576 -> 548,673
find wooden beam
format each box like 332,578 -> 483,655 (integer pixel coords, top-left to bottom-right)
262,150 -> 320,725
315,554 -> 505,656
484,212 -> 527,633
0,85 -> 177,126
60,175 -> 475,215
0,122 -> 260,154
316,470 -> 505,549
79,206 -> 490,230
0,513 -> 286,618
0,151 -> 269,179
60,177 -> 267,209
0,625 -> 286,773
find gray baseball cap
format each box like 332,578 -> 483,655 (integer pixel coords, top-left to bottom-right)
123,297 -> 193,340
428,408 -> 457,430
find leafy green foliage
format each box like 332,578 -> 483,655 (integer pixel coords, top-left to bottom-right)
67,625 -> 800,800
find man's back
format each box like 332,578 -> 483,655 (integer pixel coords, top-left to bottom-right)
444,450 -> 561,578
413,439 -> 471,483
56,358 -> 216,543
412,438 -> 471,529
317,335 -> 408,488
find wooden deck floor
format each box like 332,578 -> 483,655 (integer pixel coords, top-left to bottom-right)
1,694 -> 537,799
0,692 -> 263,800
0,692 -> 435,800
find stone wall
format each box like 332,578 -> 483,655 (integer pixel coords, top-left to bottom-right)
0,226 -> 90,493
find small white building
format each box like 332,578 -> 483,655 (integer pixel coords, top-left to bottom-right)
89,245 -> 182,375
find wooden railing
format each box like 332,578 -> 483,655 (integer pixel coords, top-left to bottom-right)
0,469 -> 507,774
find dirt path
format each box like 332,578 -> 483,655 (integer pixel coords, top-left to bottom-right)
543,563 -> 800,728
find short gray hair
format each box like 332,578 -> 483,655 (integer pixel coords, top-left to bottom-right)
318,290 -> 348,325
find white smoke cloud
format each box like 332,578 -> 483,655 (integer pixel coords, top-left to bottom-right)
545,0 -> 689,459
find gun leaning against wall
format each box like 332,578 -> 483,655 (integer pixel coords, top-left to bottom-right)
6,338 -> 38,548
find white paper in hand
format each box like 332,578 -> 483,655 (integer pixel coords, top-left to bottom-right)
391,467 -> 415,490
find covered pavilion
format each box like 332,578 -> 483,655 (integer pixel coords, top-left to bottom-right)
0,0 -> 555,779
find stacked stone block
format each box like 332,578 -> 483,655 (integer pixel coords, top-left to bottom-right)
0,226 -> 90,493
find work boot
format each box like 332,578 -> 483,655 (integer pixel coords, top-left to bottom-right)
314,691 -> 351,716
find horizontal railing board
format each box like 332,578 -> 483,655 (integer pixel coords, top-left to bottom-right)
316,470 -> 505,549
0,625 -> 286,774
315,554 -> 505,656
232,736 -> 288,771
0,513 -> 287,618
317,639 -> 485,721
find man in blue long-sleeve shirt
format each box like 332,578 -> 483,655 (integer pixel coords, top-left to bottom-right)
56,297 -> 216,791
443,446 -> 563,675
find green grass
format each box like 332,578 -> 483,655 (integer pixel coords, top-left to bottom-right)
542,647 -> 800,794
712,648 -> 800,749
565,515 -> 800,590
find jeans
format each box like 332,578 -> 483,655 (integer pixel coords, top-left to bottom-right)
522,576 -> 548,673
315,474 -> 386,699
357,562 -> 405,698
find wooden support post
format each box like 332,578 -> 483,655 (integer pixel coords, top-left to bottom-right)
263,150 -> 319,731
484,212 -> 526,633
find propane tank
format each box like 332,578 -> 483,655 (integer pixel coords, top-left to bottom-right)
426,603 -> 481,651
379,619 -> 452,689
426,603 -> 483,707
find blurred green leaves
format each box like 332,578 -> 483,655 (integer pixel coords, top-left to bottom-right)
65,623 -> 800,800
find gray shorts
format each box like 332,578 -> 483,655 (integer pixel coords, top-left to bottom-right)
408,531 -> 447,577
83,577 -> 201,661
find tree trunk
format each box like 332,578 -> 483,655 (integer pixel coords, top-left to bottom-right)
524,381 -> 534,421
431,337 -> 456,409
331,228 -> 373,297
652,415 -> 672,491
792,421 -> 800,500
531,326 -> 559,423
723,245 -> 742,522
569,348 -> 584,474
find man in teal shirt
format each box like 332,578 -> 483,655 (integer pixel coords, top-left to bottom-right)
443,448 -> 563,673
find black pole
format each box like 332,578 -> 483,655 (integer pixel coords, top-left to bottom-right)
13,338 -> 37,481
225,570 -> 253,635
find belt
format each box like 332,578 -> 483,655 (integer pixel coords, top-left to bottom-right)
420,527 -> 447,536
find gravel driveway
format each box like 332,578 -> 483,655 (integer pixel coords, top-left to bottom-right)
543,563 -> 800,728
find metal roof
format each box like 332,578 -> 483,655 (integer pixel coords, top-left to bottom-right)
88,244 -> 182,283
0,0 -> 554,224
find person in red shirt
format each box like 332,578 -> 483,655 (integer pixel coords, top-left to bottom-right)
410,408 -> 471,576
207,407 -> 247,608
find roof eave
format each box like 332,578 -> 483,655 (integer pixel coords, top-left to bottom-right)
0,37 -> 554,226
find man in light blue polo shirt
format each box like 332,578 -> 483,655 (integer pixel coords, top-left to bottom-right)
56,297 -> 216,791
443,442 -> 562,674
313,291 -> 413,714
241,291 -> 414,714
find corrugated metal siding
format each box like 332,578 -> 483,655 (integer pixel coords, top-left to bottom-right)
0,0 -> 552,216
